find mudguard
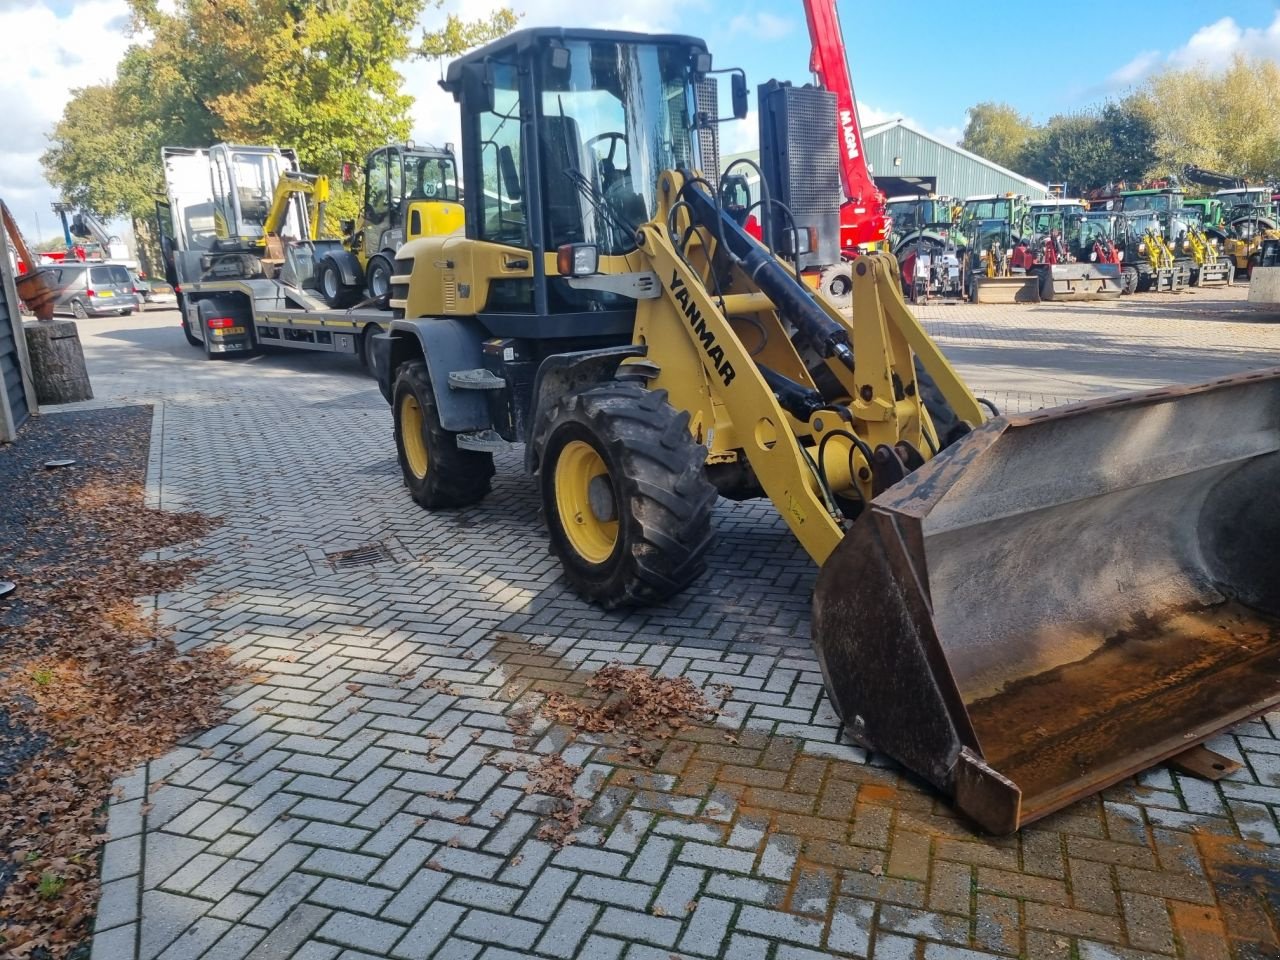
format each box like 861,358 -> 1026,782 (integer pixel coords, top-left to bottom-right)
382,317 -> 490,431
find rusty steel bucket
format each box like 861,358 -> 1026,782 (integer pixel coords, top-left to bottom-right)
15,268 -> 56,321
813,368 -> 1280,833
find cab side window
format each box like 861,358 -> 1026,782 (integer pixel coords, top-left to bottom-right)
365,151 -> 390,222
477,62 -> 527,248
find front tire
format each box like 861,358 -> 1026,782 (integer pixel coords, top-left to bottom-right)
318,257 -> 360,308
537,382 -> 716,609
393,360 -> 493,508
366,254 -> 394,303
819,264 -> 852,309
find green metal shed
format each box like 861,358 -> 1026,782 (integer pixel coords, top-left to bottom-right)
864,120 -> 1048,200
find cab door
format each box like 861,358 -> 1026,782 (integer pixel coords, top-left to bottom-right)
362,148 -> 392,259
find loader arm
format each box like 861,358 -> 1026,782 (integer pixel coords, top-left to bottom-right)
633,172 -> 983,564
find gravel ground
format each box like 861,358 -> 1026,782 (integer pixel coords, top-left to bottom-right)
0,405 -> 153,907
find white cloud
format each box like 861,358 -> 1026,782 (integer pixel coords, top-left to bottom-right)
728,12 -> 794,40
1107,50 -> 1161,88
0,0 -> 133,241
1105,12 -> 1280,88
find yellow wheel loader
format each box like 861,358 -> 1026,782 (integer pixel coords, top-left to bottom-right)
317,144 -> 464,308
375,27 -> 1280,834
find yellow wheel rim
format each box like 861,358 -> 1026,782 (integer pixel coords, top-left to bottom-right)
401,393 -> 429,480
554,440 -> 618,565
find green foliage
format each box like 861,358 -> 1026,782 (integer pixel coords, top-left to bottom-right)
1145,54 -> 1280,181
36,873 -> 65,900
42,0 -> 518,240
1020,96 -> 1158,190
960,102 -> 1037,171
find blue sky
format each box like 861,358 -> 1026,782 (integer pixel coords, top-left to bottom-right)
4,0 -> 1280,241
690,0 -> 1280,148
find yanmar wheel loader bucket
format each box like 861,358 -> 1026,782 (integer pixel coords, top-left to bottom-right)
812,369 -> 1280,834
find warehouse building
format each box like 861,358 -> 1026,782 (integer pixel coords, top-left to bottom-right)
864,119 -> 1048,200
720,119 -> 1048,202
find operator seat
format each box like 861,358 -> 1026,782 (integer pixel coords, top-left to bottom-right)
539,115 -> 586,247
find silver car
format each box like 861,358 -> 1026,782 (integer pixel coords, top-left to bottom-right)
49,262 -> 139,318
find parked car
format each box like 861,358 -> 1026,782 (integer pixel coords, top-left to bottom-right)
144,280 -> 177,308
48,262 -> 139,318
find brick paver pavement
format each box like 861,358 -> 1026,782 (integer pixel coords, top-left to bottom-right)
52,289 -> 1280,960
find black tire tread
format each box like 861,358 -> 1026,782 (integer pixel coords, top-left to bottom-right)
392,360 -> 494,509
537,381 -> 717,609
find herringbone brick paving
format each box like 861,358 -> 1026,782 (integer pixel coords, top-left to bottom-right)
57,294 -> 1280,960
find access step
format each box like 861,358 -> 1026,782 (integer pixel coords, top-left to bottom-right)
448,369 -> 506,390
457,429 -> 508,453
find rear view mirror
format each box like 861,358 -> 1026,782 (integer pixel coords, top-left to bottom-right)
731,73 -> 749,120
461,61 -> 495,113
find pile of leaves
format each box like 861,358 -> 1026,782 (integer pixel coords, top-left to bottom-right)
0,413 -> 239,958
540,663 -> 717,764
524,755 -> 591,846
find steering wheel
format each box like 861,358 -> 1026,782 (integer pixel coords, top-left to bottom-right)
585,132 -> 628,178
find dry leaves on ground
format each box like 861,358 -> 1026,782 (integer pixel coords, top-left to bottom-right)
0,470 -> 240,958
541,663 -> 716,765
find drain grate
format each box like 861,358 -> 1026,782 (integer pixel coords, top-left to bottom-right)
325,542 -> 395,570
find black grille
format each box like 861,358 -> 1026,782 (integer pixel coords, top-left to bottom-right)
758,81 -> 841,269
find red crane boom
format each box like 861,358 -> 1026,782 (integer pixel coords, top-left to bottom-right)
803,0 -> 890,253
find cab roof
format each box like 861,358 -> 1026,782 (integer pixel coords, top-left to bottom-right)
443,27 -> 708,92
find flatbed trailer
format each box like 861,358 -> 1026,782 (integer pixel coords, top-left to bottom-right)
157,143 -> 393,375
174,274 -> 390,375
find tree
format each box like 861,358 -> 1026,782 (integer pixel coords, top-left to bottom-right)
1100,94 -> 1158,184
960,102 -> 1038,171
1019,96 -> 1158,192
1145,54 -> 1280,181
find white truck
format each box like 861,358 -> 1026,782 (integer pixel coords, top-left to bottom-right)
157,143 -> 393,374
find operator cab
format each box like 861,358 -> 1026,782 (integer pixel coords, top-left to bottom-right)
443,28 -> 719,333
358,144 -> 461,258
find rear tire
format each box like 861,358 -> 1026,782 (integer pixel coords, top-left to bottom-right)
914,359 -> 971,450
181,312 -> 202,347
537,382 -> 716,609
318,257 -> 360,308
393,360 -> 493,508
1122,267 -> 1138,295
361,325 -> 380,379
71,300 -> 88,319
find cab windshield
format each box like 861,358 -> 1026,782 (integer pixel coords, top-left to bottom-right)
405,154 -> 459,201
538,40 -> 697,254
964,198 -> 1013,222
1121,192 -> 1176,213
1077,215 -> 1115,249
1125,212 -> 1160,242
